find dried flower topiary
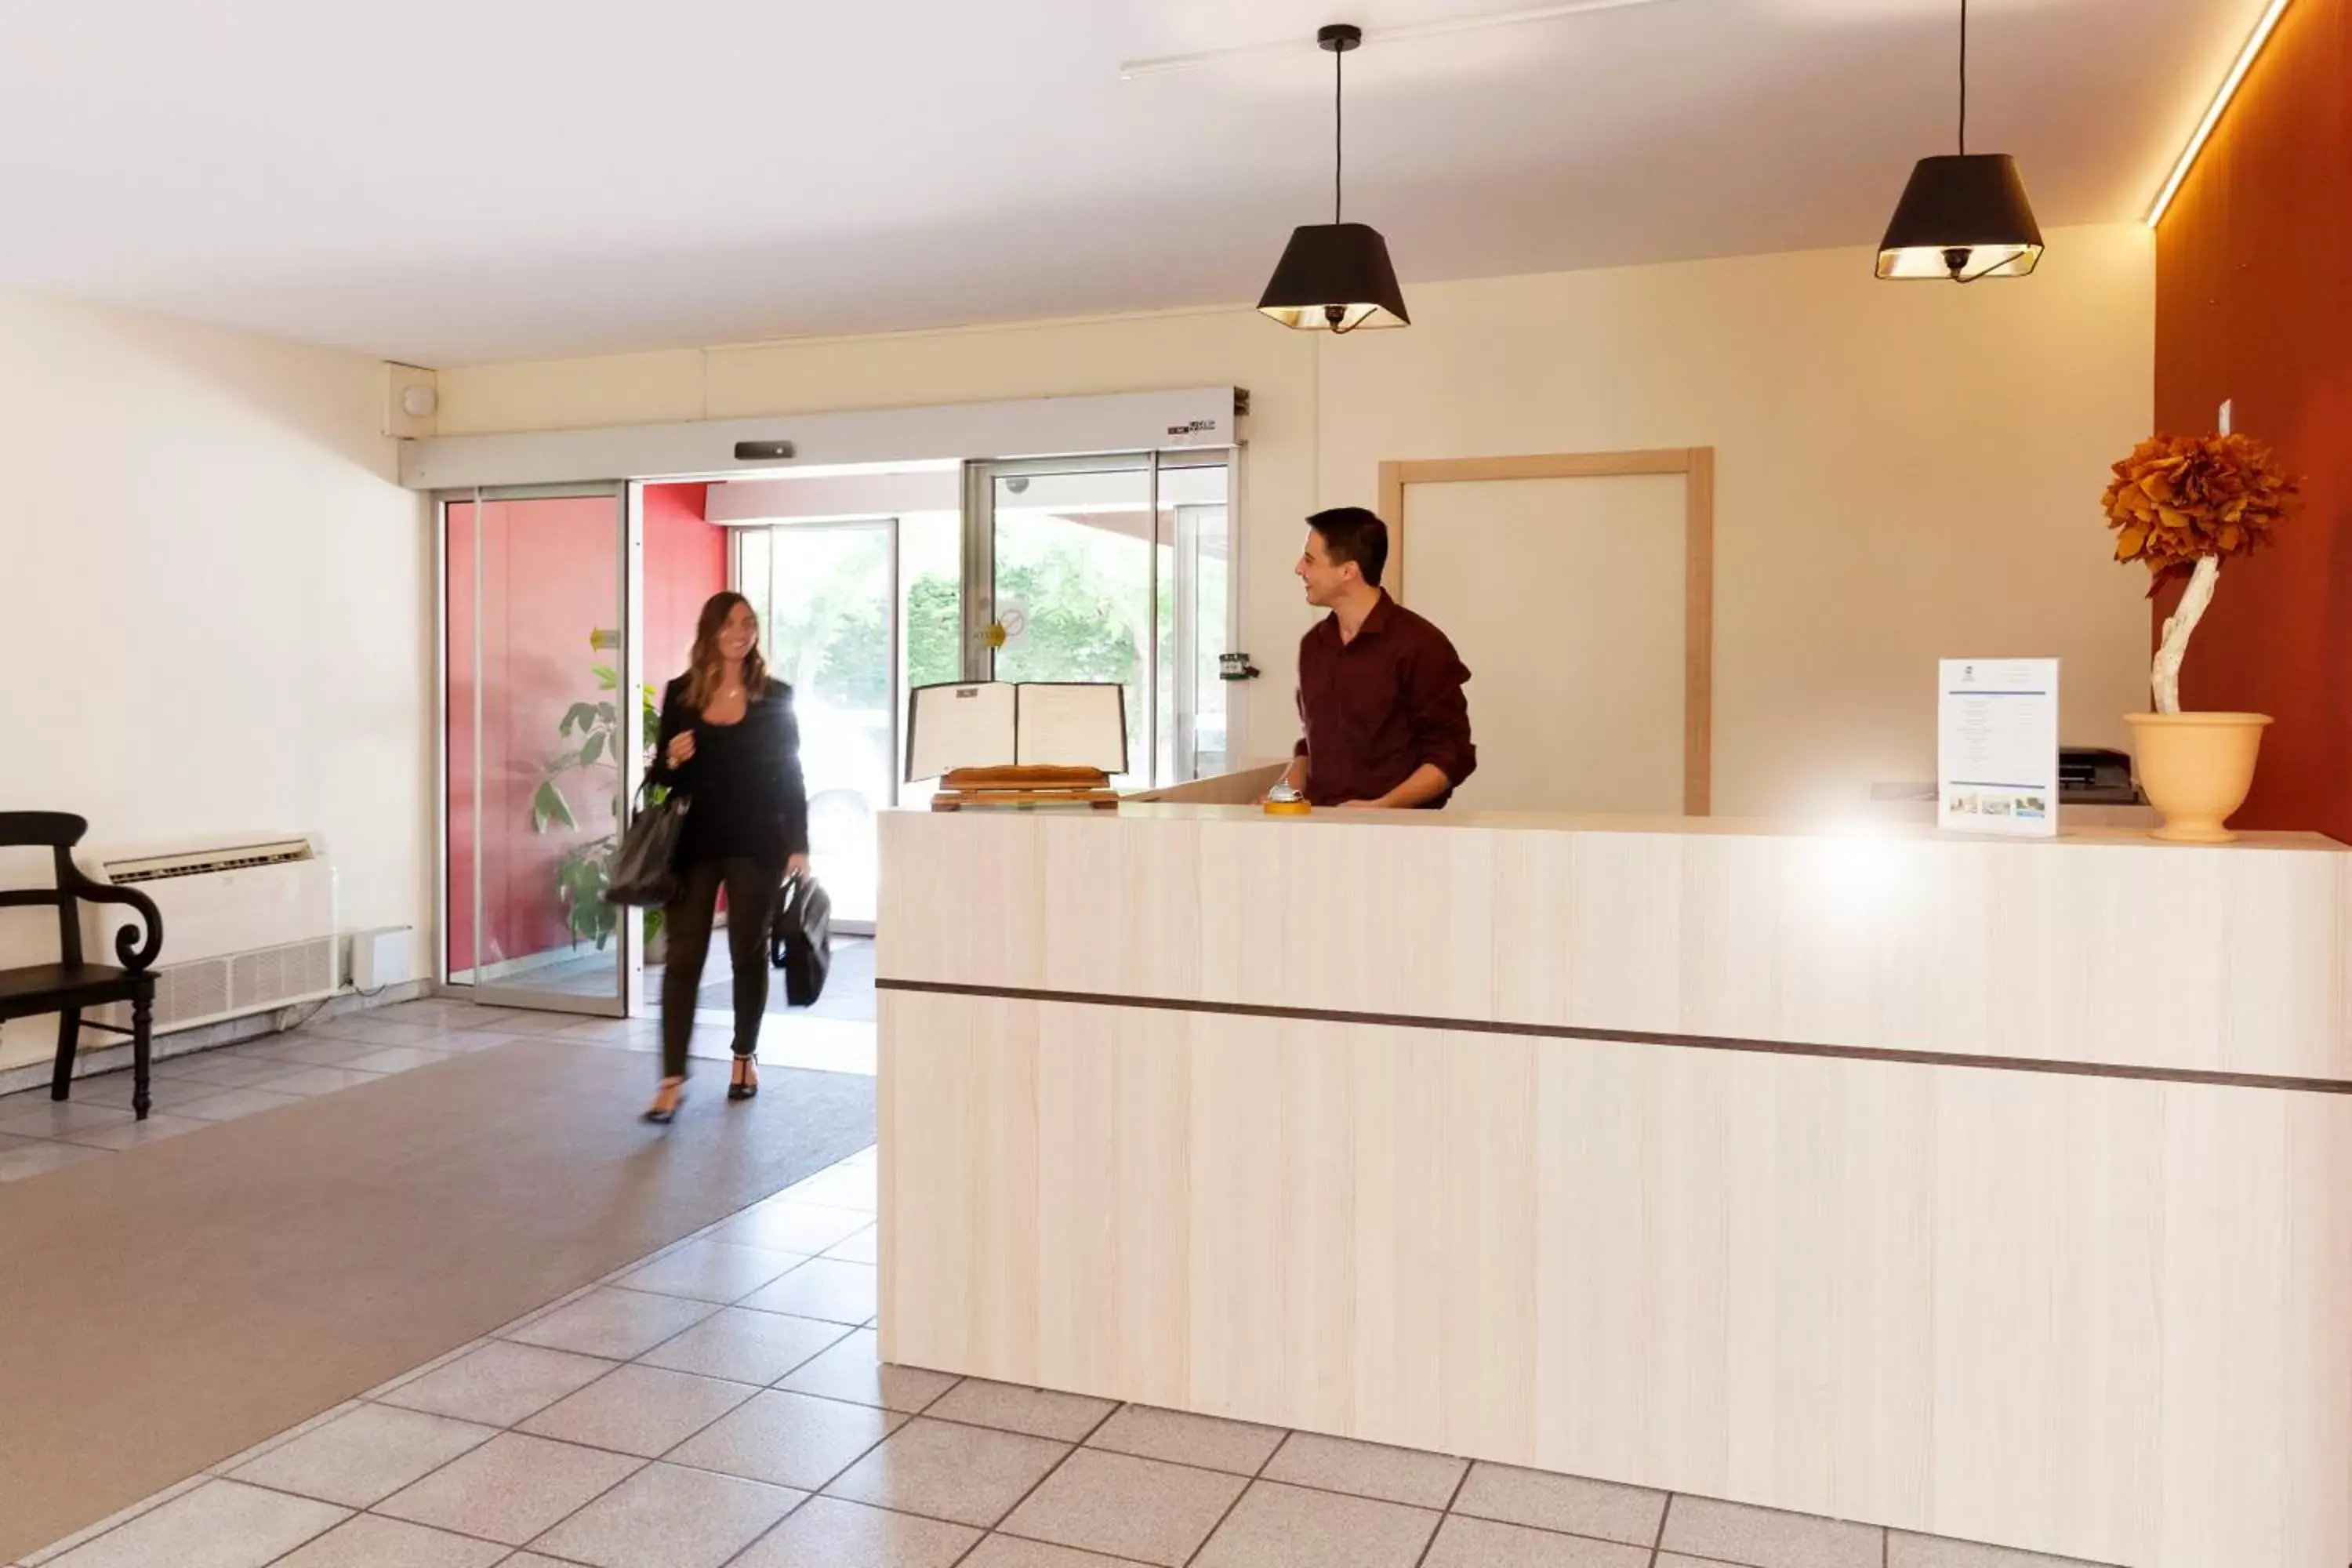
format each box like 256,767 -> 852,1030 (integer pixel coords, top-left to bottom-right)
2102,432 -> 2299,713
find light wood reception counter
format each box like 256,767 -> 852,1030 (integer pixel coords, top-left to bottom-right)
875,803 -> 2352,1568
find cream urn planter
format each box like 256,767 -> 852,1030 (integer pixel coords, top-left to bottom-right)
2124,710 -> 2270,844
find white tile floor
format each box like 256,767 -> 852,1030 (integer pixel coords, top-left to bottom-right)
7,1001 -> 2115,1568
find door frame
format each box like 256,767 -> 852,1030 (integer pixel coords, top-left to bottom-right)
1377,448 -> 1715,815
434,481 -> 641,1016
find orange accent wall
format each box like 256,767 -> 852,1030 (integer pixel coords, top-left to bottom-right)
2153,0 -> 2352,840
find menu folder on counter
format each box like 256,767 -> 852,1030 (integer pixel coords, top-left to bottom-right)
909,681 -> 1129,810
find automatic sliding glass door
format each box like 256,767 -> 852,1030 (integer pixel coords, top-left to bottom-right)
436,452 -> 1230,987
442,486 -> 634,1014
971,452 -> 1234,789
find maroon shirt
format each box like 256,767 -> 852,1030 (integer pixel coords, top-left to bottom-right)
1294,592 -> 1476,808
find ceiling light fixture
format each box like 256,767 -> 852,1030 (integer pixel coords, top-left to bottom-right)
1876,0 -> 2043,282
2145,0 -> 2292,227
1118,0 -> 1677,79
1258,24 -> 1409,334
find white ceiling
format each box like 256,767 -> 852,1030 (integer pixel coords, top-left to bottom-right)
0,0 -> 2260,366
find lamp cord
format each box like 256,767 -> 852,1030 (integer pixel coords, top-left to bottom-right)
1958,0 -> 1967,155
1334,42 -> 1345,224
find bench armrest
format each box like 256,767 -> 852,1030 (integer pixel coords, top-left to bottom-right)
64,868 -> 165,972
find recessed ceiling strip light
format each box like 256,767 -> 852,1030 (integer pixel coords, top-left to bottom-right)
1119,0 -> 1681,79
2145,0 -> 2294,227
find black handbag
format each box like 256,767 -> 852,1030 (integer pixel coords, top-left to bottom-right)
770,869 -> 833,1006
607,784 -> 689,908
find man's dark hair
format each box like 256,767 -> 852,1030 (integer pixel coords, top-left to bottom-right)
1307,506 -> 1389,588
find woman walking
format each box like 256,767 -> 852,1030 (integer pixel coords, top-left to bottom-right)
644,591 -> 809,1123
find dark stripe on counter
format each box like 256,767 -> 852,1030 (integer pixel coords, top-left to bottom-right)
874,978 -> 2352,1097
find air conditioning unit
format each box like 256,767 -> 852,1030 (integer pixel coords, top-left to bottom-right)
74,833 -> 340,1036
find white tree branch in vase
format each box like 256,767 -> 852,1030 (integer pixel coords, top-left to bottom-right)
2103,431 -> 2299,843
2150,554 -> 2219,715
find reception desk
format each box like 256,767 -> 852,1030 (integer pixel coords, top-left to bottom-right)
875,802 -> 2352,1568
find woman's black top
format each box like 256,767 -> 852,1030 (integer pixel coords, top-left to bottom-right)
652,675 -> 810,866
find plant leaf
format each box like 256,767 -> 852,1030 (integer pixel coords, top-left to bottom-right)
532,780 -> 578,833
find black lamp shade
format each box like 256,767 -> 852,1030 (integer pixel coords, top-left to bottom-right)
1876,153 -> 2044,280
1258,222 -> 1410,332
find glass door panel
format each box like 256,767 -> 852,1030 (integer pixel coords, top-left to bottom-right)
988,465 -> 1156,788
898,510 -> 962,801
1162,461 -> 1232,780
739,521 -> 896,927
978,456 -> 1231,789
443,488 -> 629,1013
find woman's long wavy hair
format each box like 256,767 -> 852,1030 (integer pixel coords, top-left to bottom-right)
684,591 -> 769,710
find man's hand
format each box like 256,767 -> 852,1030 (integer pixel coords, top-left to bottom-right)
785,853 -> 811,880
1335,799 -> 1385,810
1378,764 -> 1452,811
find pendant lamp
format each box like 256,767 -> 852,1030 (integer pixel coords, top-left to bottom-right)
1259,24 -> 1410,332
1876,0 -> 2043,281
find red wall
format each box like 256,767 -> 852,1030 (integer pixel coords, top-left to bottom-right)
644,483 -> 725,692
2153,0 -> 2352,840
445,486 -> 725,978
446,497 -> 619,972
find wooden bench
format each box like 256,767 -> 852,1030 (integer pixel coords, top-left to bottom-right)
0,813 -> 165,1120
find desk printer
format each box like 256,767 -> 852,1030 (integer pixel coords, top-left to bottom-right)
2060,746 -> 2138,804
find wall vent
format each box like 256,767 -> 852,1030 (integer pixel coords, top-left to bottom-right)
89,936 -> 336,1033
74,833 -> 339,1036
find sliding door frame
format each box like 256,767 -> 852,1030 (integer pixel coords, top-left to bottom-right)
1157,446 -> 1234,783
433,481 -> 641,1015
964,447 -> 1241,787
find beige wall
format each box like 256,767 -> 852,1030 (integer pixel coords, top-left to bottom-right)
0,291 -> 434,1034
1321,225 -> 2156,815
440,223 -> 2154,817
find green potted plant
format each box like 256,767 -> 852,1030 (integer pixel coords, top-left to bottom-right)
532,661 -> 666,953
2103,431 -> 2299,843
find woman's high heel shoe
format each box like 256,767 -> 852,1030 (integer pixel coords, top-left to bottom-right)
644,1076 -> 686,1124
728,1057 -> 760,1102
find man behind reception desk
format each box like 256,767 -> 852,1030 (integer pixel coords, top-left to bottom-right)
1275,506 -> 1476,809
